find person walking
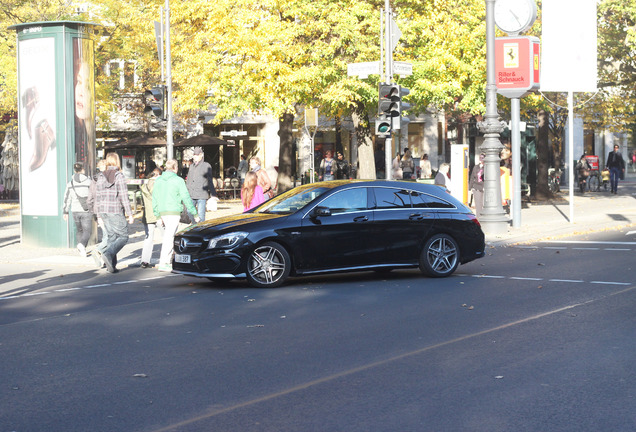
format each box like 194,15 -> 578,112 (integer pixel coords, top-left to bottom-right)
139,167 -> 162,268
420,154 -> 432,179
94,152 -> 134,273
319,150 -> 335,181
185,146 -> 217,222
62,161 -> 92,257
469,154 -> 485,218
249,156 -> 273,199
392,151 -> 403,179
87,159 -> 108,267
237,154 -> 249,186
435,163 -> 452,192
400,149 -> 414,180
335,152 -> 350,179
606,144 -> 625,194
153,159 -> 200,272
241,171 -> 266,212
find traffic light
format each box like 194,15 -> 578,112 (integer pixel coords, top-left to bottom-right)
375,114 -> 392,136
144,86 -> 166,119
392,86 -> 411,130
378,83 -> 400,118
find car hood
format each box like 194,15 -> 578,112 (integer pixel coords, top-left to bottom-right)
178,212 -> 286,235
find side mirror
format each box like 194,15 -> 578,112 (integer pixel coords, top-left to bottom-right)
311,206 -> 331,218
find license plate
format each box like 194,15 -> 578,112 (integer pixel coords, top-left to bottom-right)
174,254 -> 191,264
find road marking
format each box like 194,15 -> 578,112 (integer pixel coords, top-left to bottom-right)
472,275 -> 506,279
626,230 -> 636,236
549,279 -> 584,283
544,247 -> 567,250
604,248 -> 631,251
572,247 -> 600,250
510,277 -> 543,281
541,240 -> 636,245
590,281 -> 631,286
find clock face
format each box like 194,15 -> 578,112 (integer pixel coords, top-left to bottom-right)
494,0 -> 537,35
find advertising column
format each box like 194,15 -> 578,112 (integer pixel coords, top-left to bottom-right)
11,21 -> 99,247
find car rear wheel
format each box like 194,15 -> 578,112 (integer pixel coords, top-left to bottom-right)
246,242 -> 291,288
419,233 -> 459,277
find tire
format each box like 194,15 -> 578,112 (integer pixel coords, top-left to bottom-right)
246,242 -> 291,288
419,234 -> 460,277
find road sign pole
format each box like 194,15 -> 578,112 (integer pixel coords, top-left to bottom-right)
165,0 -> 173,160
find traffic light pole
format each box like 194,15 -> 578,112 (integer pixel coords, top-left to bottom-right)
164,0 -> 174,160
384,0 -> 393,180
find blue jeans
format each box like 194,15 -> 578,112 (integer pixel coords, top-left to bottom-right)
192,199 -> 207,222
100,213 -> 129,262
610,167 -> 621,192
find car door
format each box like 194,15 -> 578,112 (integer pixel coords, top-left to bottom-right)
369,186 -> 437,263
297,187 -> 373,271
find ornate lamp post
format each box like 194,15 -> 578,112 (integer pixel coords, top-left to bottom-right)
477,0 -> 509,234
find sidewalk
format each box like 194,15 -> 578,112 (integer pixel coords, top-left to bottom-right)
1,174 -> 635,269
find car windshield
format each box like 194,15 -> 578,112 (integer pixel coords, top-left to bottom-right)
256,184 -> 331,214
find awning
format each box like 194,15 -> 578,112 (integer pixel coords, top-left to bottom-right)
104,136 -> 167,150
175,134 -> 227,147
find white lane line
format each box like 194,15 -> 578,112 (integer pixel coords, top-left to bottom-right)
572,247 -> 600,250
22,292 -> 51,296
590,281 -> 632,286
472,275 -> 506,279
549,279 -> 584,283
113,280 -> 137,285
603,248 -> 631,251
510,277 -> 543,281
55,287 -> 83,292
85,284 -> 110,288
544,247 -> 567,250
515,246 -> 539,249
541,240 -> 636,245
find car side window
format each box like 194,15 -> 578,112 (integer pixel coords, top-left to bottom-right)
319,188 -> 368,214
411,192 -> 455,209
373,188 -> 411,209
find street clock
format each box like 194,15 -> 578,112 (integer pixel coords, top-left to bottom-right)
494,0 -> 537,36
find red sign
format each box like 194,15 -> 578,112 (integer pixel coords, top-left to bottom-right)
495,36 -> 540,98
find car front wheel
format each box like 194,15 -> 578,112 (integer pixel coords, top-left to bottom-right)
419,233 -> 459,277
246,242 -> 291,288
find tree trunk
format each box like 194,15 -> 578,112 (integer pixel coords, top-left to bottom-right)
276,111 -> 295,194
535,109 -> 552,199
352,102 -> 375,179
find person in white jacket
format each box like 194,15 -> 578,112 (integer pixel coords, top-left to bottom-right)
62,162 -> 92,257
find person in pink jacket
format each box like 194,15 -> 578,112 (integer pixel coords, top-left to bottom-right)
241,171 -> 266,212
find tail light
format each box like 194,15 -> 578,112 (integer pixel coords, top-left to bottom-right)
467,213 -> 481,227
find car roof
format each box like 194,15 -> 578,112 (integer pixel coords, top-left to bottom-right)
305,180 -> 464,207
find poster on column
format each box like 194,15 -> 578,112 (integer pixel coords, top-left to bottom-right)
73,37 -> 96,177
18,37 -> 57,216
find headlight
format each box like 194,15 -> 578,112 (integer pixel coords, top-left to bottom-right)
208,232 -> 248,249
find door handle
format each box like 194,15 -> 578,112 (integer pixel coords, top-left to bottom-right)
353,216 -> 369,222
409,213 -> 424,221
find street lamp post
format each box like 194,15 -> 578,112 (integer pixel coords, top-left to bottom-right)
477,0 -> 509,234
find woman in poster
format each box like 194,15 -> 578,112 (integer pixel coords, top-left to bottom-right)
73,38 -> 96,177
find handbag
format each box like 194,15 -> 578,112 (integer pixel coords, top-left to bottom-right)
71,179 -> 90,212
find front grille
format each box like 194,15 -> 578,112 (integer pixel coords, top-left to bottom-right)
174,237 -> 204,253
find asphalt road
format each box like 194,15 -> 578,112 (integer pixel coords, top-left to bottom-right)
1,228 -> 635,432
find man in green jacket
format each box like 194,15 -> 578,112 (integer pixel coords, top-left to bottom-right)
152,159 -> 200,272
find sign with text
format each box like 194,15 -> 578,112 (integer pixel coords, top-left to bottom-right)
495,36 -> 540,99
